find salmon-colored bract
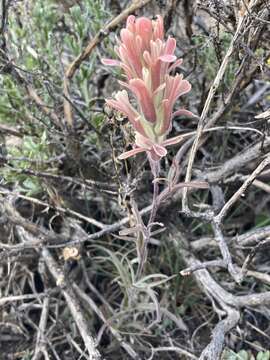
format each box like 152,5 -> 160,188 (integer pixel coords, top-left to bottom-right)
102,15 -> 194,161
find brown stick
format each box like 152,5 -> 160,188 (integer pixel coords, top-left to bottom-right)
42,247 -> 101,359
215,155 -> 270,223
182,0 -> 257,210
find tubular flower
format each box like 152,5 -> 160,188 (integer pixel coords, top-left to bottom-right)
102,15 -> 194,161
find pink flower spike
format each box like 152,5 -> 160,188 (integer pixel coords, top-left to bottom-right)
102,15 -> 193,161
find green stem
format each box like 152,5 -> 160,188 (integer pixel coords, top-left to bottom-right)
135,157 -> 160,280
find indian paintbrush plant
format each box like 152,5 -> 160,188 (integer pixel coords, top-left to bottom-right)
102,15 -> 200,278
102,15 -> 193,163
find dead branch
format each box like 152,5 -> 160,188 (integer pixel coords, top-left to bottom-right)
42,247 -> 101,359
